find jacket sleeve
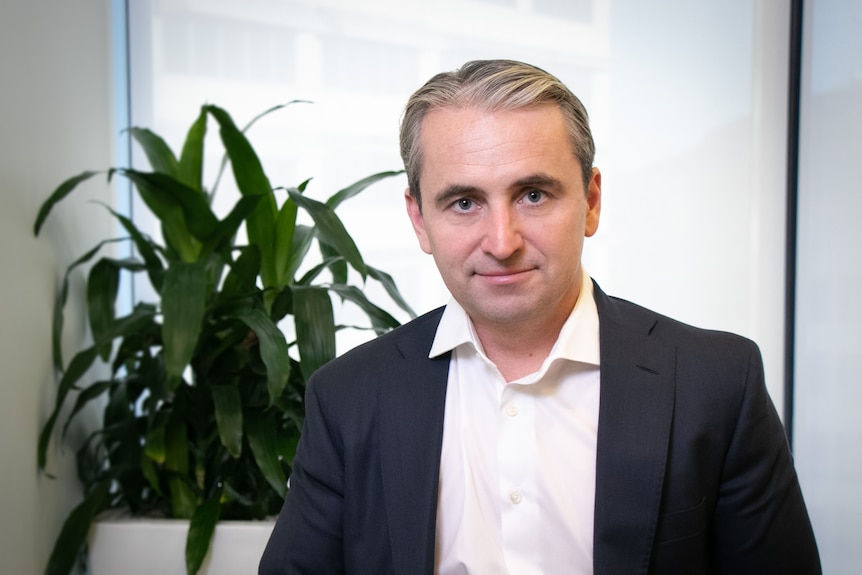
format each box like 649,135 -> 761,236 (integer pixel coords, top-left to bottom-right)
710,340 -> 821,574
259,377 -> 346,575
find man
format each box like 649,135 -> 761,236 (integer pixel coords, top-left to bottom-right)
259,60 -> 820,574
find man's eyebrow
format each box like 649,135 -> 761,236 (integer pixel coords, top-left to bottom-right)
433,184 -> 482,209
512,173 -> 563,190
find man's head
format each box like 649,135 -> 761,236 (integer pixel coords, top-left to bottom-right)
399,59 -> 595,207
401,61 -> 602,343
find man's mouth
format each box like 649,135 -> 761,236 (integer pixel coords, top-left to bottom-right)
475,268 -> 534,285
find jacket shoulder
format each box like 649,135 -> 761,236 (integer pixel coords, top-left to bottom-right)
596,285 -> 759,356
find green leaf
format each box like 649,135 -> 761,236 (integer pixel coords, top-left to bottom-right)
87,259 -> 121,361
319,241 -> 348,285
46,299 -> 157,444
284,224 -> 315,284
277,427 -> 301,468
242,101 -> 308,133
296,178 -> 311,193
186,490 -> 222,575
273,195 -> 298,288
122,170 -> 218,245
102,381 -> 141,477
161,261 -> 208,386
326,170 -> 404,210
221,246 -> 260,299
367,265 -> 417,318
44,480 -> 110,575
204,105 -> 278,287
102,204 -> 166,291
209,101 -> 306,200
211,386 -> 243,458
33,170 -> 101,236
178,108 -> 208,192
38,346 -> 99,471
53,302 -> 158,441
165,413 -> 197,519
143,409 -> 172,465
60,380 -> 112,442
99,303 -> 159,346
292,286 -> 336,381
204,103 -> 276,206
230,306 -> 291,406
130,127 -> 181,177
52,238 -> 125,369
296,256 -> 341,286
289,188 -> 367,279
120,170 -> 200,261
269,285 -> 293,323
141,450 -> 162,495
52,277 -> 68,371
327,284 -> 401,334
246,411 -> 287,498
202,194 -> 261,258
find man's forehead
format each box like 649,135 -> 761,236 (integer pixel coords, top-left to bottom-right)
421,103 -> 563,129
420,105 -> 567,155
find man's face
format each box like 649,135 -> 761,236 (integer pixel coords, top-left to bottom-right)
405,104 -> 601,336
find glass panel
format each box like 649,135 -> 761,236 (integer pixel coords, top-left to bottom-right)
793,0 -> 862,572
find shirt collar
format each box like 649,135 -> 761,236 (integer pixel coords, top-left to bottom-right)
428,269 -> 600,368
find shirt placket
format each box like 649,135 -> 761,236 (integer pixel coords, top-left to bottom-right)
498,383 -> 540,574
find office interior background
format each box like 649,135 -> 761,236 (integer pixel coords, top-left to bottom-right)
1,0 -> 859,572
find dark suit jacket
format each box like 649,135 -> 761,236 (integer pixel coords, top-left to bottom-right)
259,282 -> 820,574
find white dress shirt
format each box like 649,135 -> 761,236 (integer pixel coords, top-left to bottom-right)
431,271 -> 601,575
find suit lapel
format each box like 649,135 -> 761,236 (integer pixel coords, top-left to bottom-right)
592,285 -> 676,574
377,310 -> 450,575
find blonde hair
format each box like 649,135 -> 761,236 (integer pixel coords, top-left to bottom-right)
399,59 -> 595,205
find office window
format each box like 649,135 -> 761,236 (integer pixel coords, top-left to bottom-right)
126,0 -> 790,407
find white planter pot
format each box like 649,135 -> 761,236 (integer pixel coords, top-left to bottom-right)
88,517 -> 276,575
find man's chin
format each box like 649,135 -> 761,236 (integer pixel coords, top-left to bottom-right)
462,300 -> 539,329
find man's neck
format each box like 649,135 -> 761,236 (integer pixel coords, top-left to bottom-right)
474,317 -> 566,382
467,270 -> 588,382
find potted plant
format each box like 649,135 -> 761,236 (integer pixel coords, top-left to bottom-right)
34,103 -> 413,575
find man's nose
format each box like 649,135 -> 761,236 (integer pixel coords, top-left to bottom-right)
480,206 -> 524,260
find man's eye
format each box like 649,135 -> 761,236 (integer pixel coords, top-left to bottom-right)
456,198 -> 473,210
525,190 -> 544,203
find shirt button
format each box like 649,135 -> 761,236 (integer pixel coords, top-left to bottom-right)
506,403 -> 519,417
510,491 -> 523,504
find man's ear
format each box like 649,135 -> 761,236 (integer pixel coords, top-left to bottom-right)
585,167 -> 602,238
405,188 -> 432,254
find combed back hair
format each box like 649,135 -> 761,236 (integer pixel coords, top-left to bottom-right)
399,59 -> 596,205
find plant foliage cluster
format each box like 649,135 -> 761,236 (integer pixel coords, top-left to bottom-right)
34,104 -> 412,575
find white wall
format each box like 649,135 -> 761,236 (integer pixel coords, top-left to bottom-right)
0,1 -> 115,573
